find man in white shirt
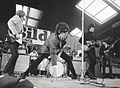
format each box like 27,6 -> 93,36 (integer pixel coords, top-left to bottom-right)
3,10 -> 25,76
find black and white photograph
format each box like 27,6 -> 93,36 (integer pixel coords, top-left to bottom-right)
0,0 -> 120,88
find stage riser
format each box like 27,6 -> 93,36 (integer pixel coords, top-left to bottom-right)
1,54 -> 102,76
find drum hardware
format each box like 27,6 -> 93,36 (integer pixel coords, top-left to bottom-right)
49,61 -> 65,77
46,55 -> 67,78
0,41 -> 9,73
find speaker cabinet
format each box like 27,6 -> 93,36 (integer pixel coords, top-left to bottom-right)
1,54 -> 30,73
72,60 -> 81,75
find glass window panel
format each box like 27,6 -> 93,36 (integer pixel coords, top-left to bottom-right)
114,0 -> 120,7
86,0 -> 107,16
70,27 -> 81,36
29,8 -> 42,19
108,0 -> 120,10
77,0 -> 94,9
95,6 -> 117,22
27,18 -> 39,27
83,11 -> 101,23
16,4 -> 22,12
76,0 -> 118,24
23,6 -> 28,16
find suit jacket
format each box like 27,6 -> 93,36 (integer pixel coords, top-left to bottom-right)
41,33 -> 66,65
79,31 -> 96,44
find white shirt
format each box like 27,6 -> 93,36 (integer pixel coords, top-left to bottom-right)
7,15 -> 23,35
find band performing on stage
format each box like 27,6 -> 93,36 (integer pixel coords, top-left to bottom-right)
0,10 -> 120,79
0,17 -> 120,78
0,4 -> 120,87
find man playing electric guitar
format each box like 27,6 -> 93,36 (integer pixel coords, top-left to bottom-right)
79,24 -> 99,80
3,10 -> 25,76
20,22 -> 77,79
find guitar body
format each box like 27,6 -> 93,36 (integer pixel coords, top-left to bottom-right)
8,33 -> 23,44
7,35 -> 15,43
7,30 -> 31,45
84,40 -> 98,52
16,34 -> 22,44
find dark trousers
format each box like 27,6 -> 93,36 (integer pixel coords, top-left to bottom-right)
86,50 -> 96,77
102,55 -> 112,76
3,42 -> 19,75
25,51 -> 76,76
67,56 -> 73,76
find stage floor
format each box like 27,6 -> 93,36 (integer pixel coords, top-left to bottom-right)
25,76 -> 120,88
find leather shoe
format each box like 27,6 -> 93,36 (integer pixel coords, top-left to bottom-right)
90,76 -> 97,80
71,75 -> 77,79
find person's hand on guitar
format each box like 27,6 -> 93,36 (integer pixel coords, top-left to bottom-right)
15,34 -> 20,40
102,42 -> 109,48
84,40 -> 98,52
86,41 -> 93,45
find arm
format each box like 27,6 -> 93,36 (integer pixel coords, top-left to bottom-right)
7,17 -> 19,35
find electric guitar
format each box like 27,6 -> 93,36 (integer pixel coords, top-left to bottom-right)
8,30 -> 23,44
104,40 -> 118,53
84,40 -> 98,52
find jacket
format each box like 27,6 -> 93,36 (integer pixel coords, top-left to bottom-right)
7,15 -> 23,35
41,33 -> 66,65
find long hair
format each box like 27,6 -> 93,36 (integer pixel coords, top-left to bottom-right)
55,22 -> 70,35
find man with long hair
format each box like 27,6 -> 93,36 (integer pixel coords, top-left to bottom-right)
20,22 -> 77,79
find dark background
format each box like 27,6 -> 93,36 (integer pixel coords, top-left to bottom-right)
0,0 -> 120,42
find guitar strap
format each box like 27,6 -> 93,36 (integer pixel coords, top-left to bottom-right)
8,29 -> 12,35
7,29 -> 15,37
